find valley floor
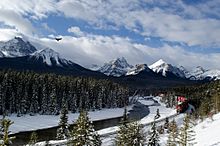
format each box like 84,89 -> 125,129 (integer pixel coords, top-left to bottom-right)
0,106 -> 134,134
5,96 -> 219,146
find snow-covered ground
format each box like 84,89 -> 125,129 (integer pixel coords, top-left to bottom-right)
27,96 -> 178,146
0,106 -> 133,134
158,113 -> 220,146
99,96 -> 178,146
194,113 -> 220,146
19,96 -> 220,146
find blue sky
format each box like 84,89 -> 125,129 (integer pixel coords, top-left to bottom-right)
0,0 -> 220,69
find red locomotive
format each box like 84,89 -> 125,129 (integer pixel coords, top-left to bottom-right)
176,96 -> 188,113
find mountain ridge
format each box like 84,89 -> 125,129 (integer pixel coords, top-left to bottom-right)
0,37 -> 219,82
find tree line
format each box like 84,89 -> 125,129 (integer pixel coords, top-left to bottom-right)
0,70 -> 130,116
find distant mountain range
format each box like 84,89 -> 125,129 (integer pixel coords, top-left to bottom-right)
95,57 -> 220,81
0,37 -> 219,88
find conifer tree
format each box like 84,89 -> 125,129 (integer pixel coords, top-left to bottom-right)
115,106 -> 130,145
168,119 -> 178,134
155,109 -> 160,119
128,122 -> 145,146
28,131 -> 38,145
69,111 -> 101,146
0,119 -> 15,146
115,108 -> 129,146
147,120 -> 159,146
164,117 -> 169,129
158,125 -> 164,134
177,115 -> 196,146
116,122 -> 145,146
56,101 -> 69,140
166,133 -> 175,146
166,119 -> 178,146
121,107 -> 129,126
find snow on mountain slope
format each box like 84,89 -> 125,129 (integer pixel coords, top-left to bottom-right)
188,66 -> 207,80
201,69 -> 220,80
149,59 -> 185,78
0,51 -> 5,57
0,37 -> 37,57
98,57 -> 133,77
184,66 -> 220,80
126,64 -> 151,76
30,48 -> 75,67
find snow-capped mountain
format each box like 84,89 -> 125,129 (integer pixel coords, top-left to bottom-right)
202,70 -> 220,80
98,57 -> 133,77
184,66 -> 220,80
0,37 -> 37,57
188,66 -> 207,80
30,48 -> 75,67
126,64 -> 151,76
149,59 -> 185,78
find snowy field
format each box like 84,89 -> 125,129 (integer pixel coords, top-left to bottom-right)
98,96 -> 178,146
194,113 -> 220,146
12,96 -> 220,146
0,106 -> 133,134
158,113 -> 220,146
26,96 -> 178,146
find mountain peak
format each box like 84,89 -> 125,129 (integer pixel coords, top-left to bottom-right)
98,57 -> 133,77
149,59 -> 185,78
150,59 -> 167,68
0,37 -> 37,57
109,57 -> 132,68
31,48 -> 61,66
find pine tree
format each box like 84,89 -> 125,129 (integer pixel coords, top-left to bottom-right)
121,107 -> 129,126
116,121 -> 145,146
115,108 -> 129,146
158,125 -> 164,134
147,120 -> 159,146
168,119 -> 178,134
166,119 -> 178,146
177,114 -> 196,146
0,119 -> 15,146
164,117 -> 169,129
28,131 -> 38,145
115,106 -> 130,145
155,109 -> 161,119
56,101 -> 70,140
128,122 -> 145,146
48,86 -> 58,115
69,111 -> 101,146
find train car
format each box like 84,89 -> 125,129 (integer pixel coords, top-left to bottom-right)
176,96 -> 188,113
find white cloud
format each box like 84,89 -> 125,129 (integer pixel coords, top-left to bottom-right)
0,0 -> 220,70
0,0 -> 57,20
30,33 -> 220,70
67,26 -> 85,37
0,9 -> 35,35
0,28 -> 21,41
1,0 -> 220,47
55,0 -> 220,47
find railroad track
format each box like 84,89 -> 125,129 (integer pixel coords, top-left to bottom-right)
100,113 -> 181,138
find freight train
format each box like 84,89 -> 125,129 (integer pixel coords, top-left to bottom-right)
176,96 -> 189,113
